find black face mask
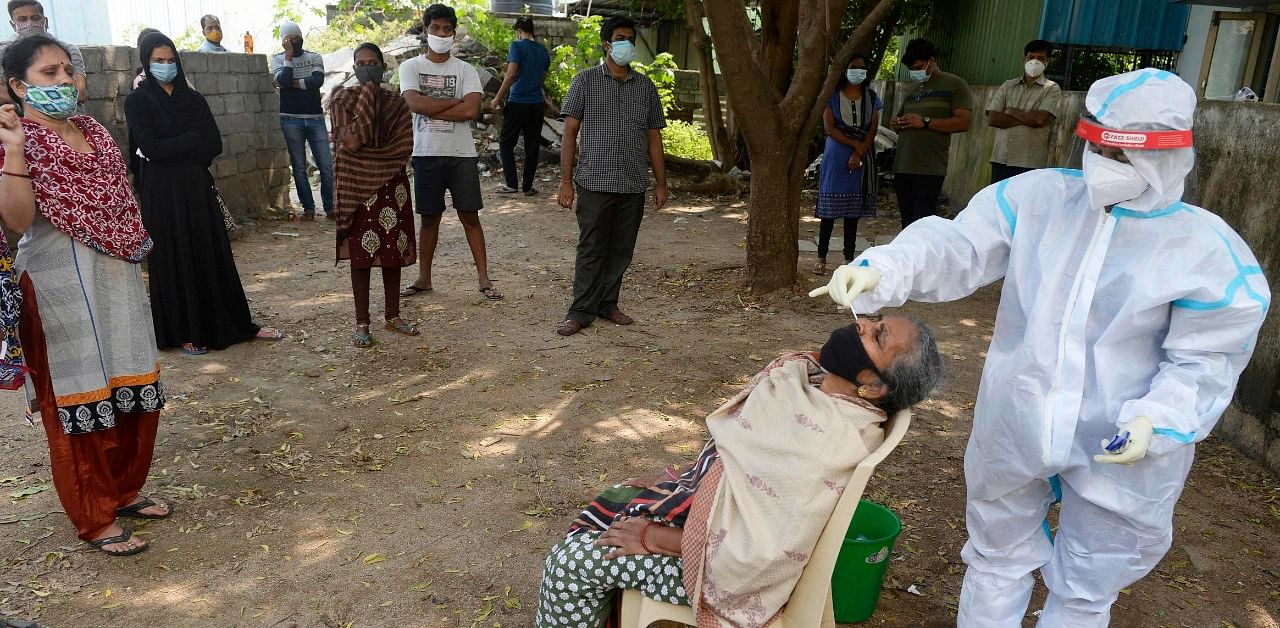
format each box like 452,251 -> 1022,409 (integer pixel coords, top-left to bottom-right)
292,38 -> 304,55
354,65 -> 383,85
819,323 -> 880,385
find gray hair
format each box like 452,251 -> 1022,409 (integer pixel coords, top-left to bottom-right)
880,315 -> 944,413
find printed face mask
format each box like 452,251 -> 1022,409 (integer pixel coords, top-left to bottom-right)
846,68 -> 867,84
354,65 -> 382,85
13,19 -> 46,37
1082,149 -> 1149,209
427,33 -> 454,54
150,62 -> 178,84
21,82 -> 78,119
1024,59 -> 1046,78
608,40 -> 637,66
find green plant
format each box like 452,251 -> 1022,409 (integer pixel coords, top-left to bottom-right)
455,0 -> 514,56
171,25 -> 204,51
633,52 -> 677,115
306,17 -> 414,54
663,119 -> 713,160
546,15 -> 603,103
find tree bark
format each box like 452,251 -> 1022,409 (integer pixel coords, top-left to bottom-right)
759,0 -> 800,97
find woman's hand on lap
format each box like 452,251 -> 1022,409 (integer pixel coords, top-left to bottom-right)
596,517 -> 650,560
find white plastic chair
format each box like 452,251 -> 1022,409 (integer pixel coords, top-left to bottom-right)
618,409 -> 912,628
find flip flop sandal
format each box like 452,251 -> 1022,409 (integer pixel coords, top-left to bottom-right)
87,528 -> 148,557
352,325 -> 373,348
400,284 -> 433,298
116,496 -> 174,520
384,318 -> 419,336
497,185 -> 519,193
181,343 -> 208,356
255,327 -> 284,340
479,286 -> 504,301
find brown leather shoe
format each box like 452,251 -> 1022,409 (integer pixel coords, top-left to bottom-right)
601,309 -> 634,325
557,319 -> 586,336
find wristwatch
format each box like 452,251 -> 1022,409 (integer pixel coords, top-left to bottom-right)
923,116 -> 932,129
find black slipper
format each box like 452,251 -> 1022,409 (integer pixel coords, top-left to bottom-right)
115,496 -> 173,520
88,528 -> 148,556
400,284 -> 433,298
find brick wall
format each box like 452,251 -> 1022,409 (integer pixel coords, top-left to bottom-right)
76,46 -> 292,221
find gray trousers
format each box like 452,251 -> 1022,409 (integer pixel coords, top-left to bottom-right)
567,186 -> 645,325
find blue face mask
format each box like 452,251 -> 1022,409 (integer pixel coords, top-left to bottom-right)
908,68 -> 928,82
150,62 -> 178,84
609,40 -> 637,66
846,69 -> 867,84
21,82 -> 77,119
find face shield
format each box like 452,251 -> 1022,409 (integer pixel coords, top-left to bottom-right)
1079,70 -> 1198,211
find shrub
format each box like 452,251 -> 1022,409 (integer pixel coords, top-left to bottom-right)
663,119 -> 713,160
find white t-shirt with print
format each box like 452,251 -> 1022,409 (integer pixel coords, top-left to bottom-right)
398,54 -> 482,157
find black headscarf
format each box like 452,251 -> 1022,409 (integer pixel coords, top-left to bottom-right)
136,32 -> 203,119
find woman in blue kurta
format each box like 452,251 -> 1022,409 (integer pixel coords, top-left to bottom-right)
814,52 -> 881,275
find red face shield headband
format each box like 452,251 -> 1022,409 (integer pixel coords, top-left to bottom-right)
1075,118 -> 1193,149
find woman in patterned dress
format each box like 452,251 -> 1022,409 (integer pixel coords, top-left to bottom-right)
814,52 -> 882,276
330,43 -> 417,347
1,35 -> 171,556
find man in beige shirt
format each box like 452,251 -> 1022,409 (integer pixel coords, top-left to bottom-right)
986,39 -> 1061,184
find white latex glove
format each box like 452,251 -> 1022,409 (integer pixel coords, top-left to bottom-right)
808,265 -> 881,309
1093,416 -> 1153,465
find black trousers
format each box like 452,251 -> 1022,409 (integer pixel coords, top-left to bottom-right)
894,173 -> 945,229
817,218 -> 858,261
567,186 -> 645,325
990,162 -> 1035,185
499,102 -> 546,191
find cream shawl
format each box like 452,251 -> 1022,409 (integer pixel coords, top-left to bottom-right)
681,353 -> 886,627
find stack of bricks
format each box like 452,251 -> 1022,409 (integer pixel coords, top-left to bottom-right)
75,46 -> 293,221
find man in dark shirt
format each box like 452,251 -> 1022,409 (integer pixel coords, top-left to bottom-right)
270,20 -> 334,219
556,16 -> 667,337
492,17 -> 550,195
888,38 -> 973,228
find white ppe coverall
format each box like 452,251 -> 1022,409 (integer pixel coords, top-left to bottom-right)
848,69 -> 1269,625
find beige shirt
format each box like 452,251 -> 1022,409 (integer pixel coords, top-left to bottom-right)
987,75 -> 1062,168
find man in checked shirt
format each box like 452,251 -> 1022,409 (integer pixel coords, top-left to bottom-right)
556,16 -> 668,337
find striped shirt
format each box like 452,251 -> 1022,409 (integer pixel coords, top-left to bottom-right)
562,64 -> 665,194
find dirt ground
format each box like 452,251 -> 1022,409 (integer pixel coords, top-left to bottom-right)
2,178 -> 1279,628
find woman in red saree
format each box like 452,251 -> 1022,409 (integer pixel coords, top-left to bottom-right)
0,35 -> 171,556
330,43 -> 418,347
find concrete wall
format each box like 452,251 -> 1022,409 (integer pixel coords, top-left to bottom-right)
77,46 -> 291,220
881,78 -> 1280,474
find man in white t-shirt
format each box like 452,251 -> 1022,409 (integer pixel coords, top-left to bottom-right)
398,3 -> 502,300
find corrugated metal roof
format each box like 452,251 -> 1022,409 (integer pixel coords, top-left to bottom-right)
1040,0 -> 1192,51
919,0 -> 1045,87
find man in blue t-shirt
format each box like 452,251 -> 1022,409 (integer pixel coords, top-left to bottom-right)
491,17 -> 550,195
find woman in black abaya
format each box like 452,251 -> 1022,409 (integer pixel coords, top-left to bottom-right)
124,32 -> 280,354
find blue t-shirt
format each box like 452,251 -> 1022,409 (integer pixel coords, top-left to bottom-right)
507,39 -> 550,104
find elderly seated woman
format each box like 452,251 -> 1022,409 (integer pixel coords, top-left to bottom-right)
536,314 -> 944,627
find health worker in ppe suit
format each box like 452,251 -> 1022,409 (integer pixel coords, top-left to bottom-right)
812,68 -> 1269,626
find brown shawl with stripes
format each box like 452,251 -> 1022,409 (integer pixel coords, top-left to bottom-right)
330,81 -> 414,238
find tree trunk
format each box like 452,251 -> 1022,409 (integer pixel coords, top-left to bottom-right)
684,0 -> 733,166
705,0 -> 897,292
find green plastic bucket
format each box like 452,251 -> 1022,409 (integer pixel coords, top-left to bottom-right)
830,499 -> 902,623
